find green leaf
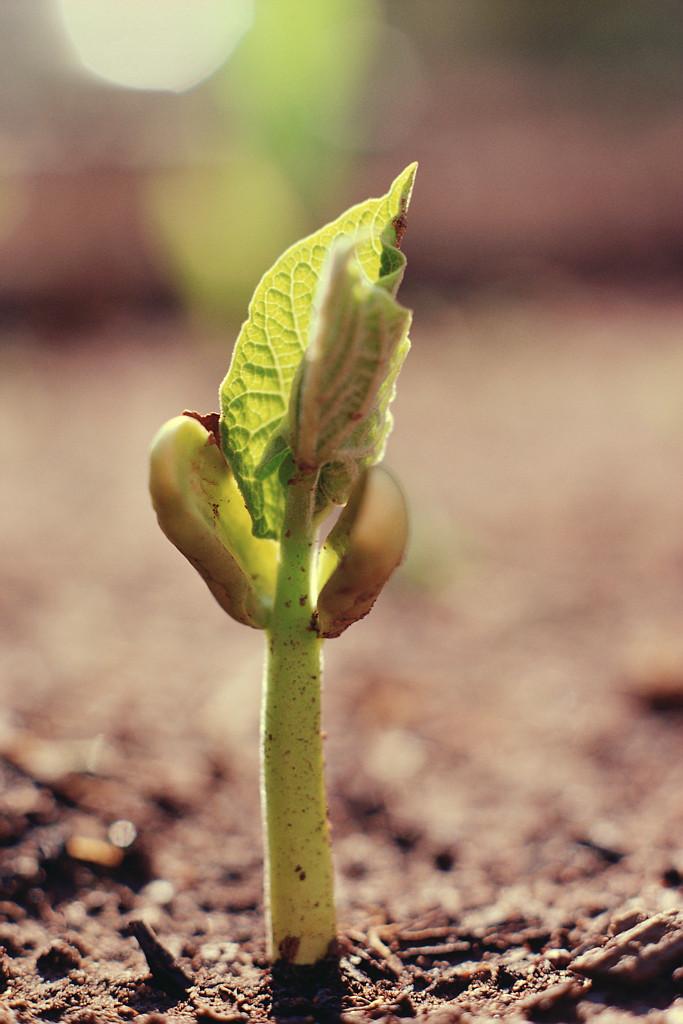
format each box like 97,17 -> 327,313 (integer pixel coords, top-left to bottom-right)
289,240 -> 411,509
219,163 -> 417,539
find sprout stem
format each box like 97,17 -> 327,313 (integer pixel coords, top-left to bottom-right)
261,471 -> 336,964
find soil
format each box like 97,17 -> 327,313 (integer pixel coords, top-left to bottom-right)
2,293 -> 683,1023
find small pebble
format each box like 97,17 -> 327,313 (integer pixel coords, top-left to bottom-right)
141,879 -> 175,907
109,820 -> 137,848
545,947 -> 572,968
65,901 -> 87,928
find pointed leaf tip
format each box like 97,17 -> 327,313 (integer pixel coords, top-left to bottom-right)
219,164 -> 417,539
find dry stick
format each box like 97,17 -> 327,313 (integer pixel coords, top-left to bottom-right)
127,919 -> 193,996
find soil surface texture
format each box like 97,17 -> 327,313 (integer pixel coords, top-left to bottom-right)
2,295 -> 683,1023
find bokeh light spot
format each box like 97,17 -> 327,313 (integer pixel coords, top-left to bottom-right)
57,0 -> 253,93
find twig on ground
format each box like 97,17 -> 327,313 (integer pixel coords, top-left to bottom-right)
126,919 -> 193,996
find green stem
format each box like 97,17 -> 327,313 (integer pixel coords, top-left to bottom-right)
261,471 -> 336,964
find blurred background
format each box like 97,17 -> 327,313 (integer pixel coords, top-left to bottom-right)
2,0 -> 683,325
2,0 -> 683,957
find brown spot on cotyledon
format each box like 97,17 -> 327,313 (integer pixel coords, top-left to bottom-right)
182,409 -> 221,447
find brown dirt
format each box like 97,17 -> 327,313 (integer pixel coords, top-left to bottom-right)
2,293 -> 683,1023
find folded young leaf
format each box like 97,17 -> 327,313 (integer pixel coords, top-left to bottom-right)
149,415 -> 277,628
289,241 -> 411,509
219,163 -> 417,540
316,466 -> 408,638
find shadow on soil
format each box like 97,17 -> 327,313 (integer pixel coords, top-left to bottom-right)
270,959 -> 347,1022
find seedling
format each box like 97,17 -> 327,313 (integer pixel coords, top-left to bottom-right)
149,165 -> 417,964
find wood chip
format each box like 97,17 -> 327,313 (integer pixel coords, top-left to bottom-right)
126,919 -> 193,996
66,836 -> 124,869
570,910 -> 683,984
397,926 -> 454,943
366,926 -> 403,977
521,977 -> 591,1018
399,941 -> 471,960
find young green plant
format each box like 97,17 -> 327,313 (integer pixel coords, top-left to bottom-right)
149,165 -> 417,964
